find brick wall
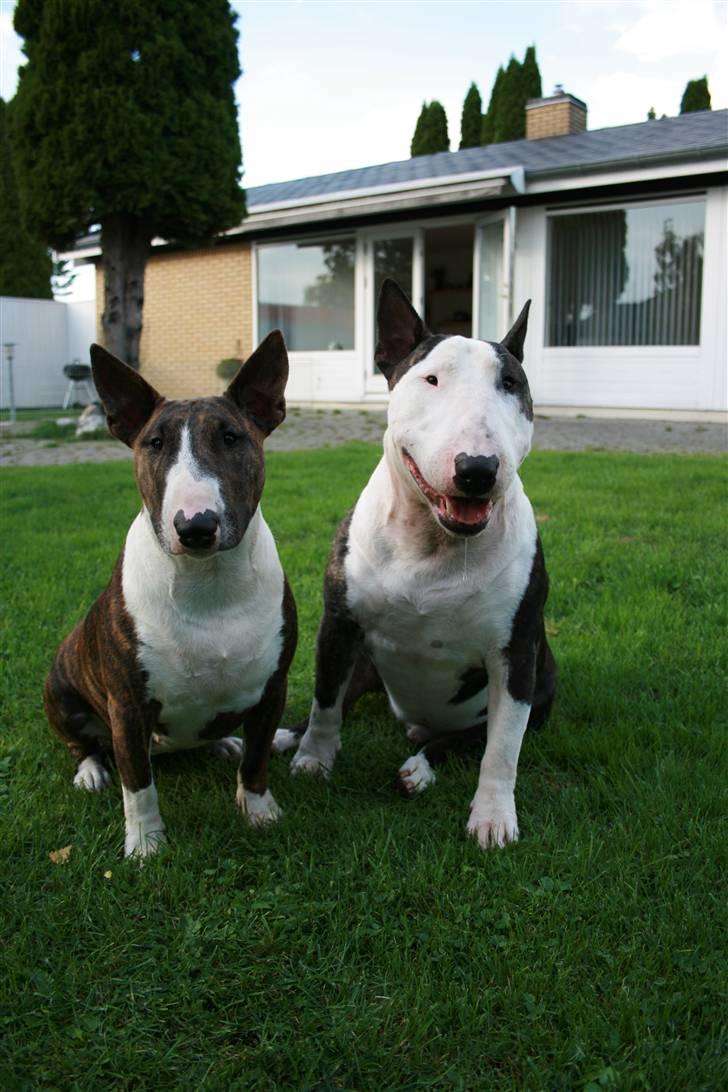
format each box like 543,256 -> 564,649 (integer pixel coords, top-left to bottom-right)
526,98 -> 587,140
94,242 -> 253,398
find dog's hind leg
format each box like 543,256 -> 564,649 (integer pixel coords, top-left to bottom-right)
398,722 -> 488,796
289,610 -> 365,777
44,647 -> 111,792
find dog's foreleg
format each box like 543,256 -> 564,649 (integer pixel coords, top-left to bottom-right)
109,696 -> 166,859
237,675 -> 287,826
467,658 -> 532,850
290,612 -> 362,778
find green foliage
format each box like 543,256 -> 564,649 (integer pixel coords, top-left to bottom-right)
1,449 -> 727,1088
11,0 -> 246,248
0,97 -> 52,299
680,76 -> 711,113
410,100 -> 450,156
459,82 -> 482,149
216,357 -> 243,380
482,45 -> 542,145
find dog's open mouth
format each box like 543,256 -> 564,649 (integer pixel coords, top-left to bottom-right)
402,450 -> 494,536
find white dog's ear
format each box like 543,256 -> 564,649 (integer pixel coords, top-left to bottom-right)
501,300 -> 531,364
90,344 -> 162,447
225,330 -> 289,435
375,278 -> 430,382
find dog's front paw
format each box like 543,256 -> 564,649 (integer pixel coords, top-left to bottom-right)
236,786 -> 282,826
124,827 -> 167,859
398,752 -> 437,795
73,756 -> 111,792
290,746 -> 337,777
207,736 -> 244,762
467,795 -> 519,849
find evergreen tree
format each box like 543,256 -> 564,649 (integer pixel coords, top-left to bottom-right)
12,0 -> 245,367
521,45 -> 542,101
0,97 -> 52,299
680,77 -> 711,113
647,107 -> 657,120
459,82 -> 482,149
411,100 -> 449,156
493,55 -> 525,142
481,65 -> 505,144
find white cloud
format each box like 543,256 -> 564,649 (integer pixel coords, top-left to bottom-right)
614,0 -> 726,63
0,7 -> 23,101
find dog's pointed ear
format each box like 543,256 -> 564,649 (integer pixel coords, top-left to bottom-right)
225,330 -> 288,435
501,300 -> 531,364
90,344 -> 162,447
375,278 -> 430,385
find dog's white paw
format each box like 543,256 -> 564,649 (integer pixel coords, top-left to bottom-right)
271,728 -> 299,753
290,746 -> 337,777
398,752 -> 437,795
467,795 -> 519,850
207,736 -> 244,762
124,827 -> 167,859
73,756 -> 111,792
236,786 -> 282,826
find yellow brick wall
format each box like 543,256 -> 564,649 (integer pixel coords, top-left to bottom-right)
94,242 -> 253,398
526,101 -> 587,140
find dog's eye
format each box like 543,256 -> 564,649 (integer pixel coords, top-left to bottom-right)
502,376 -> 516,392
149,437 -> 163,451
425,375 -> 438,387
222,432 -> 237,447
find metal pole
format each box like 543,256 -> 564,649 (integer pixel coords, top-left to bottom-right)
2,343 -> 16,426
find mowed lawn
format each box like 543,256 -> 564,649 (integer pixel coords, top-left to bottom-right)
1,445 -> 726,1090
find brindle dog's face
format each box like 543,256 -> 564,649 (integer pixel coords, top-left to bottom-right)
90,333 -> 288,557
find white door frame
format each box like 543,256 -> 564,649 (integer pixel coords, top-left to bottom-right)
361,225 -> 425,395
472,208 -> 515,340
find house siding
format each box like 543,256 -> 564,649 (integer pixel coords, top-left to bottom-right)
95,243 -> 253,398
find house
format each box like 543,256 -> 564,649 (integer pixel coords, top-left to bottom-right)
83,93 -> 728,417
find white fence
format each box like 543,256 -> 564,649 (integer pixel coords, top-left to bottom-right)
0,296 -> 97,409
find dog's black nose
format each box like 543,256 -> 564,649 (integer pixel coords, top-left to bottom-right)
174,509 -> 219,549
453,453 -> 500,496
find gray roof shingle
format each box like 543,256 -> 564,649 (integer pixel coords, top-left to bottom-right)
246,110 -> 728,209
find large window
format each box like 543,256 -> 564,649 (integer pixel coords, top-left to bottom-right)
257,238 -> 355,351
547,200 -> 705,346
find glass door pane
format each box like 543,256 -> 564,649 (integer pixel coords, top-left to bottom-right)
477,219 -> 505,340
371,236 -> 414,374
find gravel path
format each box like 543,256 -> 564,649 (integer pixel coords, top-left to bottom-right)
0,409 -> 725,467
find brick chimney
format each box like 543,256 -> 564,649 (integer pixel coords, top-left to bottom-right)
526,85 -> 587,140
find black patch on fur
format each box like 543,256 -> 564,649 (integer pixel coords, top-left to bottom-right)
502,536 -> 556,717
491,343 -> 533,421
387,334 -> 453,390
449,665 -> 489,704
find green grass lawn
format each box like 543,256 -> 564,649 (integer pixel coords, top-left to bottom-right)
1,446 -> 726,1090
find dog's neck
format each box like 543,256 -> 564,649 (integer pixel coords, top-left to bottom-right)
124,505 -> 270,617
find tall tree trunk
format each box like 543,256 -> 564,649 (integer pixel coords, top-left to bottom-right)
100,213 -> 151,369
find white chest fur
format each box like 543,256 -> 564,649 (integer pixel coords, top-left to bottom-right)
345,461 -> 537,732
122,508 -> 284,750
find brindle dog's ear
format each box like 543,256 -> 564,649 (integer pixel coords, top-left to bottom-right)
375,278 -> 430,384
89,344 -> 162,447
501,300 -> 531,364
225,330 -> 289,436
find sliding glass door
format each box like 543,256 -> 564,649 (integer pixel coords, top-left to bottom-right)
363,228 -> 424,392
473,212 -> 512,341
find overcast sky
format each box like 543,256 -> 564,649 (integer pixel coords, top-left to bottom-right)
1,0 -> 726,192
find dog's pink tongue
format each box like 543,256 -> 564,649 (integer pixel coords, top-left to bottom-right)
446,496 -> 493,525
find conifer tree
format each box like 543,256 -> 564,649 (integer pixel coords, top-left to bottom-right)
481,65 -> 505,144
522,45 -> 542,101
493,55 -> 525,142
12,0 -> 245,367
411,100 -> 450,156
680,77 -> 711,113
459,82 -> 482,149
0,97 -> 52,299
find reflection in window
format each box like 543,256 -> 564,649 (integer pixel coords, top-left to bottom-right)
258,239 -> 355,351
547,202 -> 704,346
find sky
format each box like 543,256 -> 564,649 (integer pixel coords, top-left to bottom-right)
1,0 -> 726,194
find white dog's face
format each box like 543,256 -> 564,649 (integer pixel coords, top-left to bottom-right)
386,335 -> 533,537
376,280 -> 534,538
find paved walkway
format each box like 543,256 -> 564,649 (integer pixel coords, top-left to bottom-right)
0,408 -> 725,467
